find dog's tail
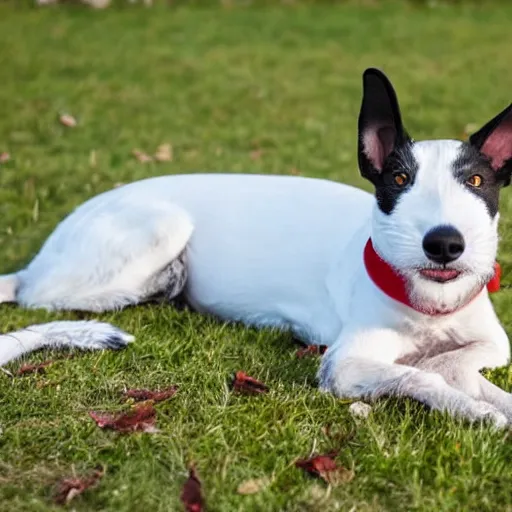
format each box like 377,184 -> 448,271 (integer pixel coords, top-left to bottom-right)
0,320 -> 134,367
0,273 -> 19,303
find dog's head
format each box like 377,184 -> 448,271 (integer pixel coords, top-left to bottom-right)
358,68 -> 512,313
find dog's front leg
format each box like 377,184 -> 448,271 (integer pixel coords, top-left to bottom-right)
413,341 -> 512,421
318,333 -> 507,427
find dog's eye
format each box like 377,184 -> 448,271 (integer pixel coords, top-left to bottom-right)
393,172 -> 409,187
467,175 -> 483,188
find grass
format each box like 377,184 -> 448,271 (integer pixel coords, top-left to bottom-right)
1,1 -> 512,510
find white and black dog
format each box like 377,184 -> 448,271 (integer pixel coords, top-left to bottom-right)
1,69 -> 512,426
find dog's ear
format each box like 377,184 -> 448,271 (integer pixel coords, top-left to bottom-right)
469,104 -> 512,172
358,68 -> 410,181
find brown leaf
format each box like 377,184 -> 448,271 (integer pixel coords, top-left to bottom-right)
250,149 -> 263,160
154,143 -> 173,162
289,167 -> 301,175
54,466 -> 104,505
59,114 -> 77,128
296,345 -> 328,358
123,386 -> 177,403
89,404 -> 158,433
16,360 -> 53,375
232,371 -> 269,394
295,452 -> 354,487
237,477 -> 269,495
181,467 -> 204,512
0,152 -> 10,163
132,149 -> 153,163
16,354 -> 74,376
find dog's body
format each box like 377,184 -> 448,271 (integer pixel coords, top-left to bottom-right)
12,173 -> 373,342
1,69 -> 512,426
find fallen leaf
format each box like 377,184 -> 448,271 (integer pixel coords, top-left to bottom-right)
123,386 -> 177,403
154,143 -> 173,162
296,345 -> 328,358
348,401 -> 372,419
16,354 -> 74,376
89,404 -> 158,433
54,466 -> 104,505
237,477 -> 269,495
232,371 -> 269,394
16,360 -> 54,375
295,452 -> 354,487
181,467 -> 204,512
0,152 -> 10,163
132,149 -> 153,163
250,149 -> 263,160
59,114 -> 77,128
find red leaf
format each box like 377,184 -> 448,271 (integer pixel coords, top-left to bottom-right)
180,467 -> 204,512
16,354 -> 74,376
89,404 -> 158,433
295,451 -> 354,486
232,371 -> 269,394
54,466 -> 104,505
123,386 -> 178,403
16,360 -> 54,375
296,345 -> 328,358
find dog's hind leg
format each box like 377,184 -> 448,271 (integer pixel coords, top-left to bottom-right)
142,250 -> 188,303
0,320 -> 133,367
12,200 -> 194,312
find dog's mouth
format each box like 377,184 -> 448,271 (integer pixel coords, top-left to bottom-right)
418,268 -> 461,283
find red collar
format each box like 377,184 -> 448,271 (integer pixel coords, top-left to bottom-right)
363,238 -> 501,316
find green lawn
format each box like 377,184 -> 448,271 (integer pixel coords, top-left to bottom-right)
1,2 -> 512,511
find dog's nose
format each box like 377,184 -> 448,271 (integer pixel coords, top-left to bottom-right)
422,225 -> 465,264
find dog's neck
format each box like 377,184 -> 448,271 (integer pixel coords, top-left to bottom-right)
363,238 -> 501,316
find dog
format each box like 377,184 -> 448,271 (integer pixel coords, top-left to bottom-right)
1,68 -> 512,426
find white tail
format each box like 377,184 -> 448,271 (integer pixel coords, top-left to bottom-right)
0,273 -> 18,303
0,320 -> 134,367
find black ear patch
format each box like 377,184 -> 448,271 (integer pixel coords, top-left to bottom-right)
358,68 -> 411,182
358,68 -> 417,214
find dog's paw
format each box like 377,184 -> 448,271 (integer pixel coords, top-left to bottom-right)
471,401 -> 508,429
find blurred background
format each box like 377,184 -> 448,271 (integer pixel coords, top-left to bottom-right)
1,0 -> 510,268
